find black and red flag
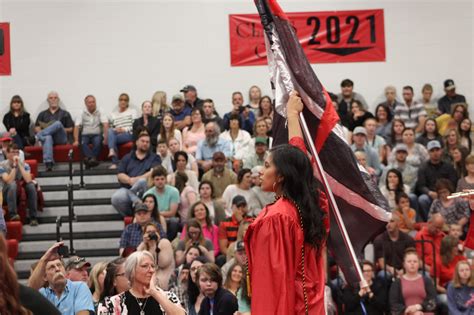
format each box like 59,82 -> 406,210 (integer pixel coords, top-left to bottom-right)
254,0 -> 391,286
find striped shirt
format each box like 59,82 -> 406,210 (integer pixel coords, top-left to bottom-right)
109,108 -> 138,132
394,102 -> 427,129
218,215 -> 241,242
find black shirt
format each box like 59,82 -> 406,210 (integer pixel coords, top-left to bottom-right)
437,94 -> 466,114
373,231 -> 415,270
124,290 -> 163,315
133,116 -> 161,150
416,160 -> 458,195
19,284 -> 61,315
3,112 -> 31,140
35,108 -> 74,129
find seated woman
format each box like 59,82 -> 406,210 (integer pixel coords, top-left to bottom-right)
137,222 -> 175,290
442,128 -> 467,164
451,144 -> 469,178
247,85 -> 262,115
108,93 -> 138,168
447,260 -> 474,314
374,103 -> 393,141
99,257 -> 129,303
174,171 -> 198,223
181,202 -> 220,257
221,168 -> 262,217
389,249 -> 437,315
379,168 -> 413,211
3,95 -> 33,148
175,219 -> 214,265
386,118 -> 405,148
458,118 -> 472,152
223,263 -> 243,296
143,194 -> 167,234
428,178 -> 470,229
167,151 -> 199,191
97,251 -> 185,315
187,256 -> 208,315
456,154 -> 474,191
219,113 -> 252,171
151,90 -> 170,121
157,113 -> 182,150
162,138 -> 199,176
388,128 -> 429,170
393,192 -> 416,236
133,100 -> 160,151
347,100 -> 374,131
198,180 -> 226,226
196,263 -> 238,315
249,116 -> 273,148
182,108 -> 205,156
342,260 -> 387,315
88,261 -> 107,312
257,95 -> 274,121
416,118 -> 443,148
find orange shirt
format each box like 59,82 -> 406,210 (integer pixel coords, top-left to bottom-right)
393,208 -> 416,233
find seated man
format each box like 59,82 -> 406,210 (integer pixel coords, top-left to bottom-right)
0,143 -> 38,225
144,166 -> 180,240
0,133 -> 25,162
438,79 -> 466,115
65,256 -> 91,283
169,94 -> 192,130
414,213 -> 445,273
350,127 -> 382,176
218,195 -> 249,257
202,99 -> 224,130
28,242 -> 95,315
201,151 -> 237,199
34,91 -> 74,171
394,86 -> 427,133
243,137 -> 269,169
119,202 -> 166,256
181,84 -> 204,109
222,92 -> 255,134
111,130 -> 161,217
73,95 -> 109,169
373,216 -> 415,279
196,122 -> 232,172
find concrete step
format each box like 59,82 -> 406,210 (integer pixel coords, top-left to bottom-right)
42,189 -> 117,201
15,255 -> 119,277
36,174 -> 118,186
23,221 -> 124,235
42,182 -> 120,192
41,205 -> 118,218
19,238 -> 120,254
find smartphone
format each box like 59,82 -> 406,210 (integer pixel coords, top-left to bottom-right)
57,245 -> 69,257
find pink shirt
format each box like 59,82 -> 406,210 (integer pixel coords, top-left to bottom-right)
181,223 -> 220,256
183,127 -> 205,156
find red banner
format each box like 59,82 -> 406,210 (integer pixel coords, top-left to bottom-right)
229,9 -> 385,66
0,23 -> 11,75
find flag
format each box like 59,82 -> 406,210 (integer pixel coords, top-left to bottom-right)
255,0 -> 391,286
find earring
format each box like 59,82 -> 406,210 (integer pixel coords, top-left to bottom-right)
272,182 -> 276,192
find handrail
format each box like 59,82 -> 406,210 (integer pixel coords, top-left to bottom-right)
67,150 -> 76,255
78,126 -> 85,188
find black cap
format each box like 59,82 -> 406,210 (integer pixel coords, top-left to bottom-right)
134,202 -> 149,213
444,79 -> 455,90
235,240 -> 245,252
232,195 -> 247,207
180,85 -> 197,93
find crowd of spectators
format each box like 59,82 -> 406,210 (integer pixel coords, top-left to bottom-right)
1,79 -> 473,314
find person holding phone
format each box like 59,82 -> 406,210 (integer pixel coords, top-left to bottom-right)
27,242 -> 95,315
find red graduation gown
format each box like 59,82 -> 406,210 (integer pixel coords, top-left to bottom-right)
244,136 -> 328,315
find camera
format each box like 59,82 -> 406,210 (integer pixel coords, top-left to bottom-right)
192,242 -> 200,247
149,232 -> 158,241
57,245 -> 69,256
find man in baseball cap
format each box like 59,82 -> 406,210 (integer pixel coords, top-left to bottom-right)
180,84 -> 204,109
351,127 -> 382,176
65,256 -> 91,282
438,79 -> 466,114
170,93 -> 192,130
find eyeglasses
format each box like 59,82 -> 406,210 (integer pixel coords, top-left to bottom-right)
191,266 -> 201,272
115,272 -> 126,278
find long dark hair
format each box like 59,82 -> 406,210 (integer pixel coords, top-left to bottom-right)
100,257 -> 125,302
9,95 -> 26,114
142,194 -> 161,223
385,168 -> 404,192
0,234 -> 31,315
421,118 -> 441,138
188,256 -> 209,305
188,201 -> 213,232
270,144 -> 326,249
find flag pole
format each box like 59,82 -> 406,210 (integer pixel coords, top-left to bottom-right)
298,112 -> 368,288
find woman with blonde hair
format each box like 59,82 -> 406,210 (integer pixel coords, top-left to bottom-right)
447,260 -> 474,314
151,91 -> 170,120
88,261 -> 108,311
247,85 -> 262,115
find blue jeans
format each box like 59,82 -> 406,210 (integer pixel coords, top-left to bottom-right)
3,181 -> 38,218
82,134 -> 102,158
12,134 -> 25,149
108,129 -> 133,164
36,121 -> 68,163
418,194 -> 433,222
111,179 -> 147,217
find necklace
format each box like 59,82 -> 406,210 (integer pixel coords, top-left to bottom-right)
133,294 -> 149,315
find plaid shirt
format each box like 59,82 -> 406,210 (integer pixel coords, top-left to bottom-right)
119,220 -> 166,249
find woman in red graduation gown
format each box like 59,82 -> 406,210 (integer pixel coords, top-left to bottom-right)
244,92 -> 329,315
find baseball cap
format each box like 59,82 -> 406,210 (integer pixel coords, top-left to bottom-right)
353,126 -> 367,136
232,195 -> 247,207
0,132 -> 12,142
427,140 -> 442,151
65,256 -> 91,270
394,144 -> 408,153
255,137 -> 268,145
212,151 -> 226,161
235,240 -> 245,252
134,202 -> 149,213
180,85 -> 197,93
444,79 -> 456,91
172,93 -> 184,103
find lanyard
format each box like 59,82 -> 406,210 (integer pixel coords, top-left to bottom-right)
210,298 -> 214,315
